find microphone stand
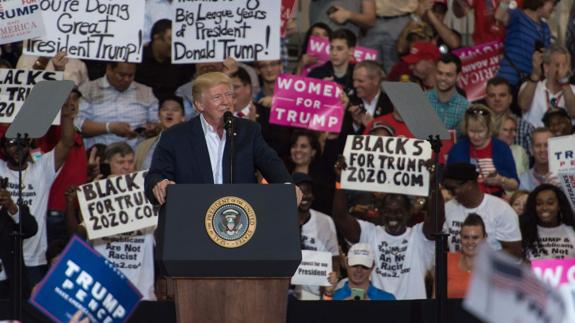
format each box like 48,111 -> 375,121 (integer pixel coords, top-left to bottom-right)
224,114 -> 234,184
428,135 -> 448,323
11,133 -> 28,320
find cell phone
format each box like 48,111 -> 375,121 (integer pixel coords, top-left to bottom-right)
134,127 -> 146,135
327,6 -> 338,15
351,288 -> 365,300
100,164 -> 111,178
0,177 -> 7,189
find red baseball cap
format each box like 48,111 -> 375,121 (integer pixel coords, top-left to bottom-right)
402,42 -> 441,65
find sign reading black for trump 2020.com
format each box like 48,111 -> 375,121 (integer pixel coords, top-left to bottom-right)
77,171 -> 158,240
24,0 -> 145,62
173,0 -> 281,63
0,68 -> 63,124
341,135 -> 432,197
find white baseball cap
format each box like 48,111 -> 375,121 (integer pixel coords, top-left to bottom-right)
347,243 -> 374,267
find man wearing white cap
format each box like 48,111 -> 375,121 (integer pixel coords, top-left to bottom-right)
333,243 -> 395,300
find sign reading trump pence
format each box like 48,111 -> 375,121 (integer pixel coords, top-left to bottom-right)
172,0 -> 281,63
30,236 -> 142,323
0,0 -> 46,45
270,74 -> 344,133
341,135 -> 432,196
77,171 -> 158,240
24,0 -> 145,62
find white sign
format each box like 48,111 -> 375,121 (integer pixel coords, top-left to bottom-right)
0,68 -> 63,124
24,0 -> 145,62
549,135 -> 575,174
172,0 -> 281,63
464,243 -> 566,323
77,171 -> 158,240
0,0 -> 46,45
558,171 -> 575,210
291,250 -> 332,287
341,135 -> 432,196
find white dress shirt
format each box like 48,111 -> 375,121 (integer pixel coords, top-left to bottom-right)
200,114 -> 227,184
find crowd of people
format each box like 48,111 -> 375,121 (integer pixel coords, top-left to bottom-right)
0,0 -> 574,310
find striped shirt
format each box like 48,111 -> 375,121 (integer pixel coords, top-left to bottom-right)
497,9 -> 551,87
75,77 -> 159,149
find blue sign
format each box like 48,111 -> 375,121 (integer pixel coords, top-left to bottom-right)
30,236 -> 142,323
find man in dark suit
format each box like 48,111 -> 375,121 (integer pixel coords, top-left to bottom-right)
145,72 -> 297,205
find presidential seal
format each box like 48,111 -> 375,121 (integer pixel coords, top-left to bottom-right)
205,196 -> 256,248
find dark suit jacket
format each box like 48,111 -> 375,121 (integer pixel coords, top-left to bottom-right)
145,115 -> 292,204
0,204 -> 37,299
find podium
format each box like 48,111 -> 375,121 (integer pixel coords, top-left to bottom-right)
156,184 -> 301,323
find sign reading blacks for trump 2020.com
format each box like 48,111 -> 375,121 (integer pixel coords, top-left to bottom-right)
172,0 -> 281,63
0,68 -> 63,124
31,236 -> 142,323
270,74 -> 344,132
341,135 -> 432,196
77,171 -> 158,240
24,0 -> 145,62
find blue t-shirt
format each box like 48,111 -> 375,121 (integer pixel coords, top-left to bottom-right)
333,281 -> 396,301
497,9 -> 551,87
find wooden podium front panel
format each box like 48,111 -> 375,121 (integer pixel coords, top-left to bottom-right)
173,278 -> 290,323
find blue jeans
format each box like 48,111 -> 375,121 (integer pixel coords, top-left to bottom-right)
360,15 -> 411,73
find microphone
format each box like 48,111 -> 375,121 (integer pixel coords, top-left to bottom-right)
223,111 -> 234,134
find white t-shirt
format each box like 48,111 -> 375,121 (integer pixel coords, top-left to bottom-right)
519,168 -> 544,191
444,194 -> 521,252
93,228 -> 156,300
299,209 -> 339,298
521,80 -> 575,127
526,224 -> 575,260
358,220 -> 434,300
0,151 -> 59,266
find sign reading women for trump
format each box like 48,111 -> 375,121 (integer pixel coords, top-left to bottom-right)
24,0 -> 145,62
270,74 -> 344,132
341,135 -> 432,196
0,0 -> 46,45
30,236 -> 142,323
0,68 -> 63,124
301,35 -> 378,76
77,171 -> 158,240
173,0 -> 281,63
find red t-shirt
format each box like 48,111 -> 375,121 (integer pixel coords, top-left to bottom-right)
472,0 -> 524,45
469,139 -> 501,195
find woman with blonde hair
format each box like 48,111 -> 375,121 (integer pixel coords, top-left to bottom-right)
495,113 -> 529,177
447,104 -> 519,196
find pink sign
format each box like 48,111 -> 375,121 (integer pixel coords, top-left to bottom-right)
453,41 -> 503,102
531,258 -> 575,288
301,36 -> 378,76
270,74 -> 344,132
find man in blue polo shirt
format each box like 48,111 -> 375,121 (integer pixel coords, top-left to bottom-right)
333,243 -> 395,301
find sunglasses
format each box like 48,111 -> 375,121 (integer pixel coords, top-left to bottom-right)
466,108 -> 489,116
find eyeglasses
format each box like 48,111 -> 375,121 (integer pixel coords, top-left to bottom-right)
209,91 -> 234,104
466,107 -> 490,116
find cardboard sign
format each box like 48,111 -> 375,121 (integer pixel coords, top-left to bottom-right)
24,0 -> 145,62
548,135 -> 575,174
77,171 -> 158,240
0,0 -> 46,45
341,135 -> 432,196
30,236 -> 142,323
453,41 -> 503,102
291,250 -> 332,287
0,69 -> 63,124
301,35 -> 378,76
172,0 -> 281,63
558,171 -> 575,210
270,74 -> 344,132
464,244 -> 566,323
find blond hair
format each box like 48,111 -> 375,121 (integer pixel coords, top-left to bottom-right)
461,104 -> 495,137
192,72 -> 232,105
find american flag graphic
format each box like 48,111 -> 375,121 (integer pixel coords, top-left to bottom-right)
490,258 -> 548,309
